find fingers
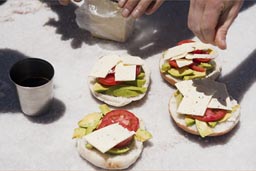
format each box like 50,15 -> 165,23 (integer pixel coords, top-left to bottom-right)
188,0 -> 206,42
119,0 -> 163,18
215,26 -> 228,50
58,0 -> 81,5
188,0 -> 243,49
118,0 -> 127,7
215,1 -> 243,49
58,0 -> 71,6
119,0 -> 140,17
145,0 -> 164,15
214,11 -> 232,50
201,1 -> 224,45
132,0 -> 153,18
131,0 -> 152,18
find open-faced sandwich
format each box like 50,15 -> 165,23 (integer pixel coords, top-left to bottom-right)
72,104 -> 152,170
169,78 -> 240,137
89,54 -> 150,107
160,40 -> 221,86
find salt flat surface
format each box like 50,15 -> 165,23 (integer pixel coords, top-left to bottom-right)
0,0 -> 256,170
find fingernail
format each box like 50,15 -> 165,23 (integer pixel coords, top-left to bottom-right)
217,39 -> 226,50
132,9 -> 140,18
122,8 -> 130,17
118,0 -> 126,7
222,43 -> 227,49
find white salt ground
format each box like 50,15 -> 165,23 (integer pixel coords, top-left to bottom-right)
0,0 -> 256,170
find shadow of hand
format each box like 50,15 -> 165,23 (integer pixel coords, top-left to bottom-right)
219,49 -> 256,102
43,1 -> 256,58
43,1 -> 193,57
43,1 -> 98,49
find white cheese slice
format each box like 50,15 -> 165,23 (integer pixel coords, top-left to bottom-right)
164,43 -> 195,60
121,55 -> 144,65
176,80 -> 217,97
175,80 -> 195,95
208,96 -> 232,110
85,123 -> 135,153
176,79 -> 232,116
115,63 -> 136,81
205,80 -> 232,110
164,52 -> 188,60
176,58 -> 193,68
185,53 -> 216,59
177,89 -> 214,116
175,80 -> 216,116
89,55 -> 121,78
192,79 -> 232,110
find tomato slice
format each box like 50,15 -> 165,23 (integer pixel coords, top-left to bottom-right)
169,60 -> 179,68
136,65 -> 141,76
192,49 -> 211,63
97,74 -> 121,86
190,108 -> 227,122
193,58 -> 212,63
191,50 -> 205,54
189,63 -> 206,72
97,110 -> 139,148
177,39 -> 195,45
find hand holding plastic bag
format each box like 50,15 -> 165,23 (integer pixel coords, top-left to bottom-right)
75,0 -> 135,42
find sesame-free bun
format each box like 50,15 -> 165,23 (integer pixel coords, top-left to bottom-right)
159,55 -> 221,86
89,56 -> 150,107
76,121 -> 145,170
168,92 -> 240,136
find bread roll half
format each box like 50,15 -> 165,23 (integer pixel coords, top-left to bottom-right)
159,56 -> 221,86
76,121 -> 146,170
89,57 -> 150,107
169,92 -> 240,136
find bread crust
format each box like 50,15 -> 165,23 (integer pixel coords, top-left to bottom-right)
89,59 -> 150,107
169,92 -> 240,137
159,53 -> 221,86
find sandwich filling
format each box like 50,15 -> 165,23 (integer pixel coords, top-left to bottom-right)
174,79 -> 240,137
90,55 -> 148,98
161,40 -> 218,80
73,104 -> 152,155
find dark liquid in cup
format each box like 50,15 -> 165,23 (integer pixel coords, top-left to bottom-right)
20,77 -> 49,87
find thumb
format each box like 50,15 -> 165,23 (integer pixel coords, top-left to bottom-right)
145,0 -> 164,15
59,0 -> 70,6
215,1 -> 243,50
215,25 -> 228,50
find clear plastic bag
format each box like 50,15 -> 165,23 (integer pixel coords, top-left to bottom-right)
75,0 -> 135,42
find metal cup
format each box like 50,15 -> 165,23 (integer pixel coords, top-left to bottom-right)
9,58 -> 54,116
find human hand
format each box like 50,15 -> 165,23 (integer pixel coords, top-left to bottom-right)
188,0 -> 244,49
58,0 -> 82,6
118,0 -> 164,18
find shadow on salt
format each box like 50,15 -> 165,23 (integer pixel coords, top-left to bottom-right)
0,49 -> 66,124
